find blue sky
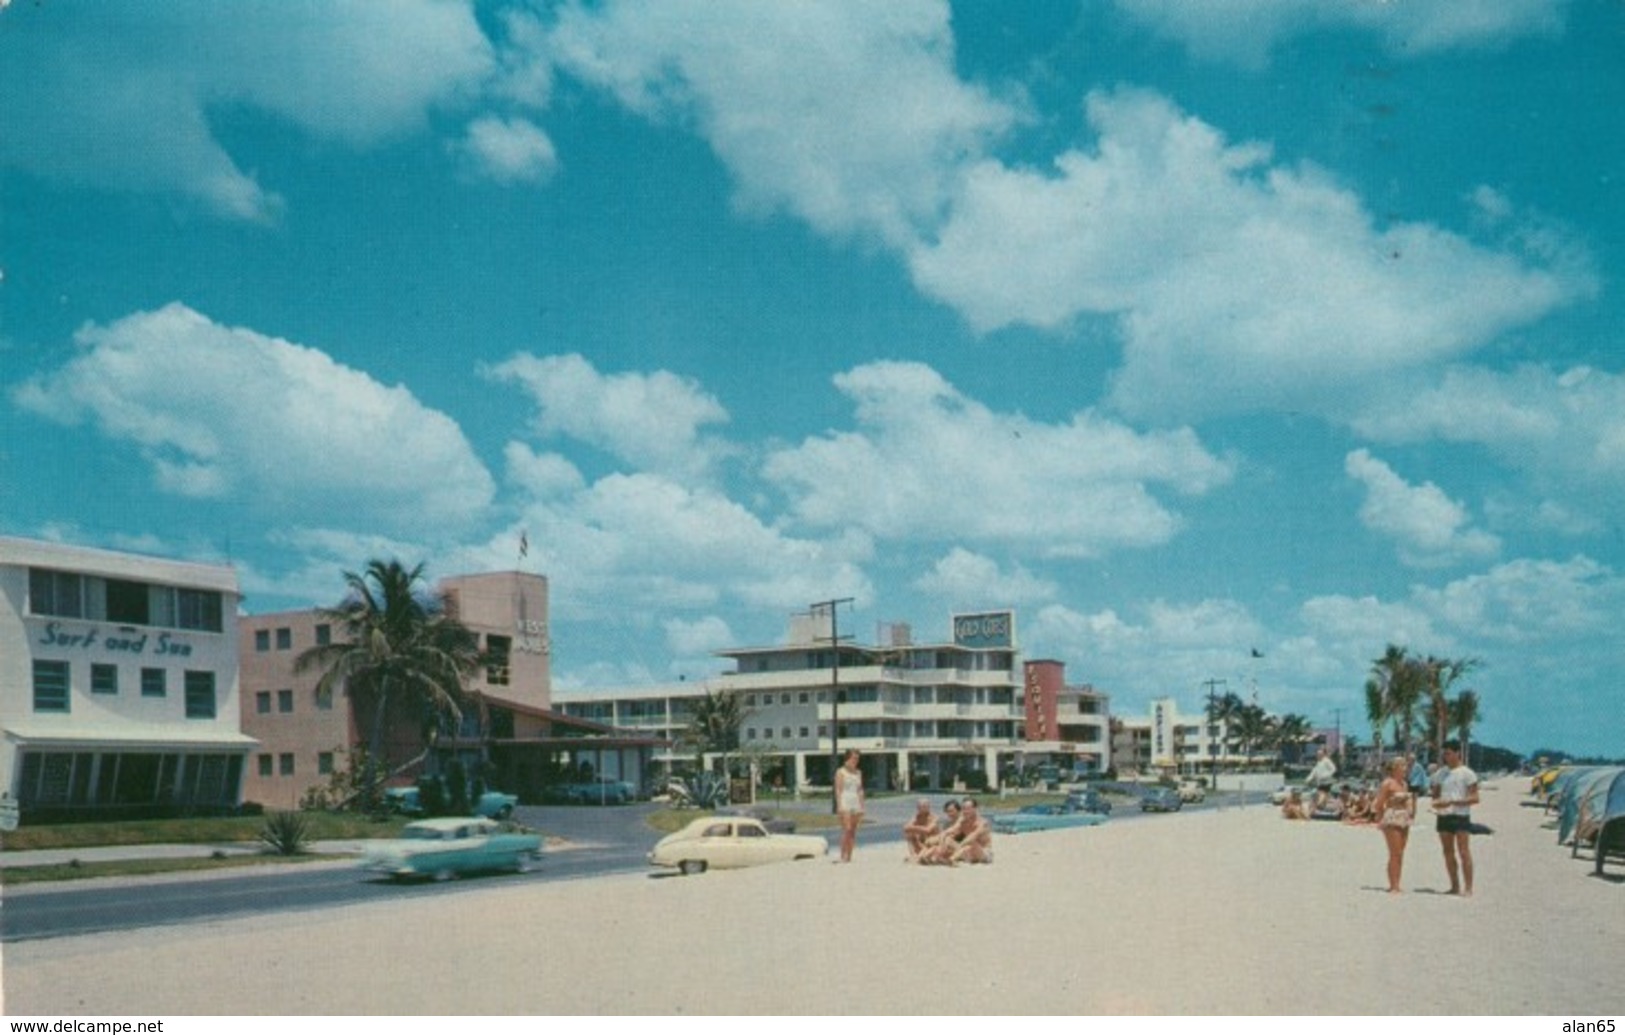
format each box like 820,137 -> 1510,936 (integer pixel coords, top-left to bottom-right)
3,1 -> 1621,757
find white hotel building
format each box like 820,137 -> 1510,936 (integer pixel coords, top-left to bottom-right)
557,608 -> 1026,793
0,537 -> 255,821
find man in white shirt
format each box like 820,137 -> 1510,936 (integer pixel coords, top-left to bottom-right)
1307,746 -> 1337,810
1433,740 -> 1480,897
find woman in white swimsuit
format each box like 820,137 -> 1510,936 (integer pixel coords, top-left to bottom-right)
1372,756 -> 1416,894
834,749 -> 864,863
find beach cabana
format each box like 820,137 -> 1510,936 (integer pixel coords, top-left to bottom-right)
1550,766 -> 1603,828
1559,767 -> 1623,849
1596,770 -> 1625,875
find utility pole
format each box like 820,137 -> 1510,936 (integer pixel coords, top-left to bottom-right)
1332,707 -> 1344,767
810,597 -> 854,813
1202,677 -> 1227,798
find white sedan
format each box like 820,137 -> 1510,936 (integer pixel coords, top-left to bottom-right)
648,815 -> 827,875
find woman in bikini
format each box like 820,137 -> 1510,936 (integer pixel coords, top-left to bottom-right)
1372,756 -> 1416,894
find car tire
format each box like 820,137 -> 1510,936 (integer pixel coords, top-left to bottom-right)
515,852 -> 537,874
679,859 -> 707,876
432,867 -> 456,883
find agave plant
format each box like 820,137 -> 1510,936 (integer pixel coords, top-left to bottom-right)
260,810 -> 311,856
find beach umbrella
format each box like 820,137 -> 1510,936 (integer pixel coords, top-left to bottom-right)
1596,770 -> 1625,874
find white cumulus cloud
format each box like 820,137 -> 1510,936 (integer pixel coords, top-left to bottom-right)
0,0 -> 495,220
764,360 -> 1233,557
13,303 -> 495,533
486,353 -> 734,483
457,115 -> 559,185
1112,0 -> 1569,68
1345,449 -> 1500,568
913,548 -> 1058,608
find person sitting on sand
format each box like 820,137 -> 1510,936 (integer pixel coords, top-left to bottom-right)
950,797 -> 994,865
1281,789 -> 1309,820
914,800 -> 961,864
903,798 -> 939,859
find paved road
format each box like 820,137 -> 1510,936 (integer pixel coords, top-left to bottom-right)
0,795 -> 1238,943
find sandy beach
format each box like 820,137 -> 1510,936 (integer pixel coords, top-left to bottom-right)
3,777 -> 1617,1015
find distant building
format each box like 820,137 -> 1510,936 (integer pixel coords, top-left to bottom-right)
240,570 -> 660,807
558,608 -> 1025,793
1020,659 -> 1110,775
0,536 -> 254,821
1112,696 -> 1255,777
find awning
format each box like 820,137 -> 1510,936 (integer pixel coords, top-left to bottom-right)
3,722 -> 258,752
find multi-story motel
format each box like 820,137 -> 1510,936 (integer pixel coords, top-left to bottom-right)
1021,659 -> 1111,776
1,536 -> 255,821
1112,696 -> 1322,777
240,570 -> 663,808
558,608 -> 1042,793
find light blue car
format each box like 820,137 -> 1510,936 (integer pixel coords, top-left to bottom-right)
991,801 -> 1110,835
360,817 -> 542,881
383,786 -> 519,819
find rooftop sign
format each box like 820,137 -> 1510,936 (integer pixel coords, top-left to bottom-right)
952,610 -> 1014,650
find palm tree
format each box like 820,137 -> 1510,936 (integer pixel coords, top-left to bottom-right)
1450,689 -> 1482,765
1205,691 -> 1244,769
684,687 -> 748,777
1274,713 -> 1314,766
1232,703 -> 1271,769
1364,678 -> 1387,763
295,559 -> 483,810
1426,655 -> 1481,760
1369,644 -> 1428,755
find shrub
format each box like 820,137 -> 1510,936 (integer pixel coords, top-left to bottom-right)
260,810 -> 311,856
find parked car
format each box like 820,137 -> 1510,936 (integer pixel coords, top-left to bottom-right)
648,816 -> 827,875
383,786 -> 519,820
1065,788 -> 1113,815
1140,787 -> 1184,812
993,800 -> 1110,835
1178,780 -> 1207,803
549,777 -> 637,805
360,817 -> 541,881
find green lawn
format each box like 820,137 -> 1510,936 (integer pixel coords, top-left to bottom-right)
0,812 -> 410,852
0,852 -> 339,886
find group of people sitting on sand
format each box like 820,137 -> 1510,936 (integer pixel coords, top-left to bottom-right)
1280,783 -> 1380,824
902,797 -> 993,865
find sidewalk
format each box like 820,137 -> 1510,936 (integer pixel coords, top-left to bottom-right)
0,839 -> 364,869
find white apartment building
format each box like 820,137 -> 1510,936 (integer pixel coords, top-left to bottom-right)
0,536 -> 255,821
1113,696 -> 1258,776
557,608 -> 1025,793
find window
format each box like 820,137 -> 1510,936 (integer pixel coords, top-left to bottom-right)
485,635 -> 511,686
255,629 -> 270,652
798,692 -> 809,705
318,752 -> 335,775
184,670 -> 216,719
176,588 -> 223,632
315,623 -> 331,646
278,754 -> 295,776
255,691 -> 271,714
91,663 -> 119,694
314,689 -> 333,711
277,689 -> 294,714
781,726 -> 792,739
746,727 -> 757,740
29,569 -> 85,618
780,693 -> 791,705
275,628 -> 292,650
799,727 -> 810,738
141,668 -> 166,697
258,755 -> 273,777
105,579 -> 150,624
33,660 -> 71,712
744,694 -> 756,707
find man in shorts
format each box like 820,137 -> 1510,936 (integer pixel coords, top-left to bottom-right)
903,798 -> 939,859
1433,740 -> 1480,896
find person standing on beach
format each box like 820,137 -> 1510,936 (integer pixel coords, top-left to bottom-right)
1372,757 -> 1416,893
1433,740 -> 1480,896
834,749 -> 864,863
1407,753 -> 1428,798
1308,746 -> 1337,810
